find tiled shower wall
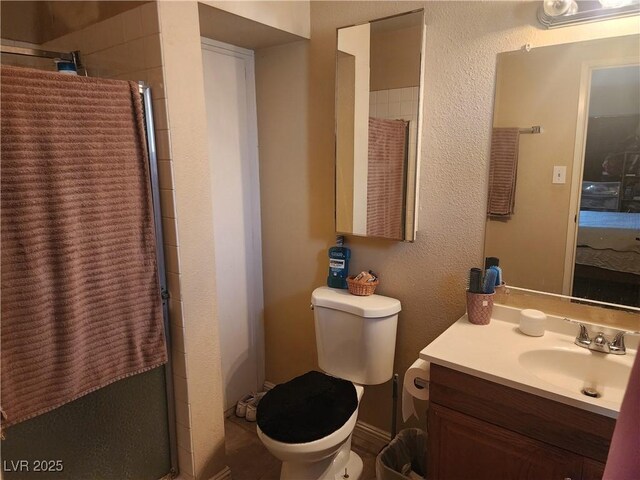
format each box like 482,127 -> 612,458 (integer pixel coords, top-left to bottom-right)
40,4 -> 194,478
369,86 -> 419,122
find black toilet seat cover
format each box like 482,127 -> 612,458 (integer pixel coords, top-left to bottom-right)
257,370 -> 357,444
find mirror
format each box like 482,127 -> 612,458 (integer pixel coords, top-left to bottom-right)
485,34 -> 640,308
335,10 -> 424,241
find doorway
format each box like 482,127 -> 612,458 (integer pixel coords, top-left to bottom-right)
567,63 -> 640,307
201,38 -> 265,410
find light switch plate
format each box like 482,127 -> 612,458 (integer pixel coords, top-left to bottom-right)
553,166 -> 567,184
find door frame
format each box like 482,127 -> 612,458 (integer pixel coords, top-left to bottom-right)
562,56 -> 640,296
200,37 -> 265,403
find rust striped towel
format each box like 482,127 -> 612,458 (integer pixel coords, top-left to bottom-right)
367,117 -> 408,239
487,127 -> 520,217
1,66 -> 167,429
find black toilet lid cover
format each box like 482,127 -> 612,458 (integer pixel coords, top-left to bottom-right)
256,370 -> 358,444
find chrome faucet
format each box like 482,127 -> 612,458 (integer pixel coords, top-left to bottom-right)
573,323 -> 627,355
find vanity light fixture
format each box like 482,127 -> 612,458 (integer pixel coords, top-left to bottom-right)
538,0 -> 640,28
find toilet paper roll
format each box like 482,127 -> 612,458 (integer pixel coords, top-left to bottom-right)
402,359 -> 430,422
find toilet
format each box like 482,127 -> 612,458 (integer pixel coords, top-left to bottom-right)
256,286 -> 401,480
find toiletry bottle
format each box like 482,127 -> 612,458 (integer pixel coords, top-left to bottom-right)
55,60 -> 78,75
327,236 -> 350,289
485,257 -> 503,286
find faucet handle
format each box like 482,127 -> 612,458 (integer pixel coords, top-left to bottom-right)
574,323 -> 592,348
609,331 -> 626,355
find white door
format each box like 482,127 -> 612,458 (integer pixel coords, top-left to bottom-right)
201,38 -> 264,410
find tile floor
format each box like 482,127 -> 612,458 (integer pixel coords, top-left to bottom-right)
225,415 -> 378,480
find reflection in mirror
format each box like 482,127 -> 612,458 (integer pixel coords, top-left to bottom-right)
485,35 -> 640,308
335,11 -> 424,241
574,65 -> 640,305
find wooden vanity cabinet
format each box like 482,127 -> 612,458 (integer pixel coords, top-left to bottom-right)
427,365 -> 614,480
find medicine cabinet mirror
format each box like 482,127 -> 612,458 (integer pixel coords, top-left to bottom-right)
484,35 -> 640,309
335,10 -> 425,242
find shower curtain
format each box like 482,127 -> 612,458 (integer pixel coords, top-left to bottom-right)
1,66 -> 167,430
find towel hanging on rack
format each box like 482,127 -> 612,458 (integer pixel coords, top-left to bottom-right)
0,66 -> 167,429
487,127 -> 521,217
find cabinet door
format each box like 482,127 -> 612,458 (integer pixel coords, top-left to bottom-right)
428,405 -> 583,480
582,458 -> 605,480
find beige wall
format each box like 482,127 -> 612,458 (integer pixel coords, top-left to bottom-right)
254,40 -> 319,385
201,0 -> 310,39
257,1 -> 640,432
370,25 -> 422,91
485,35 -> 640,294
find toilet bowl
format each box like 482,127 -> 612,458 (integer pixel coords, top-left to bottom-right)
257,287 -> 401,480
257,384 -> 364,480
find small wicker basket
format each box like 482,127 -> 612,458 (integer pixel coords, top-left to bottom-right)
347,276 -> 379,296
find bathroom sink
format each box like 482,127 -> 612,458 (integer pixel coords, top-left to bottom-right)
420,303 -> 638,418
518,348 -> 632,404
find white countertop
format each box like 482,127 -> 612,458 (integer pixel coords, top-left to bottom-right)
420,304 -> 637,418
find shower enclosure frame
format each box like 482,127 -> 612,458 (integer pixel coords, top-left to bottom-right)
0,44 -> 179,477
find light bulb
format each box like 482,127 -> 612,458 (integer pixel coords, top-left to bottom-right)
543,0 -> 574,16
599,0 -> 632,8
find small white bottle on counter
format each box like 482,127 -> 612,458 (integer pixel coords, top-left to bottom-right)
519,309 -> 547,337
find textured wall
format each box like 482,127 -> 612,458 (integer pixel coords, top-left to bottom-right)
258,0 -> 640,431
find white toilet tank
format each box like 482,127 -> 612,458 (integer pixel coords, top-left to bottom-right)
311,286 -> 401,385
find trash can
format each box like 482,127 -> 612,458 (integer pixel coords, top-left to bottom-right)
376,428 -> 427,480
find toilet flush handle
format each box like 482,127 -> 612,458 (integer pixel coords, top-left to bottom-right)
310,303 -> 314,310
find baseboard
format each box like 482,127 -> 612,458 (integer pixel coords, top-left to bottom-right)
353,420 -> 391,454
208,465 -> 232,480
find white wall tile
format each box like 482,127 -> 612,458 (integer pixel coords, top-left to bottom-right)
168,299 -> 184,327
144,34 -> 162,69
400,101 -> 414,115
123,8 -> 143,42
389,88 -> 402,103
170,320 -> 186,353
388,101 -> 400,117
167,272 -> 181,300
140,2 -> 160,36
162,217 -> 178,246
176,423 -> 193,452
177,446 -> 195,477
174,400 -> 192,429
